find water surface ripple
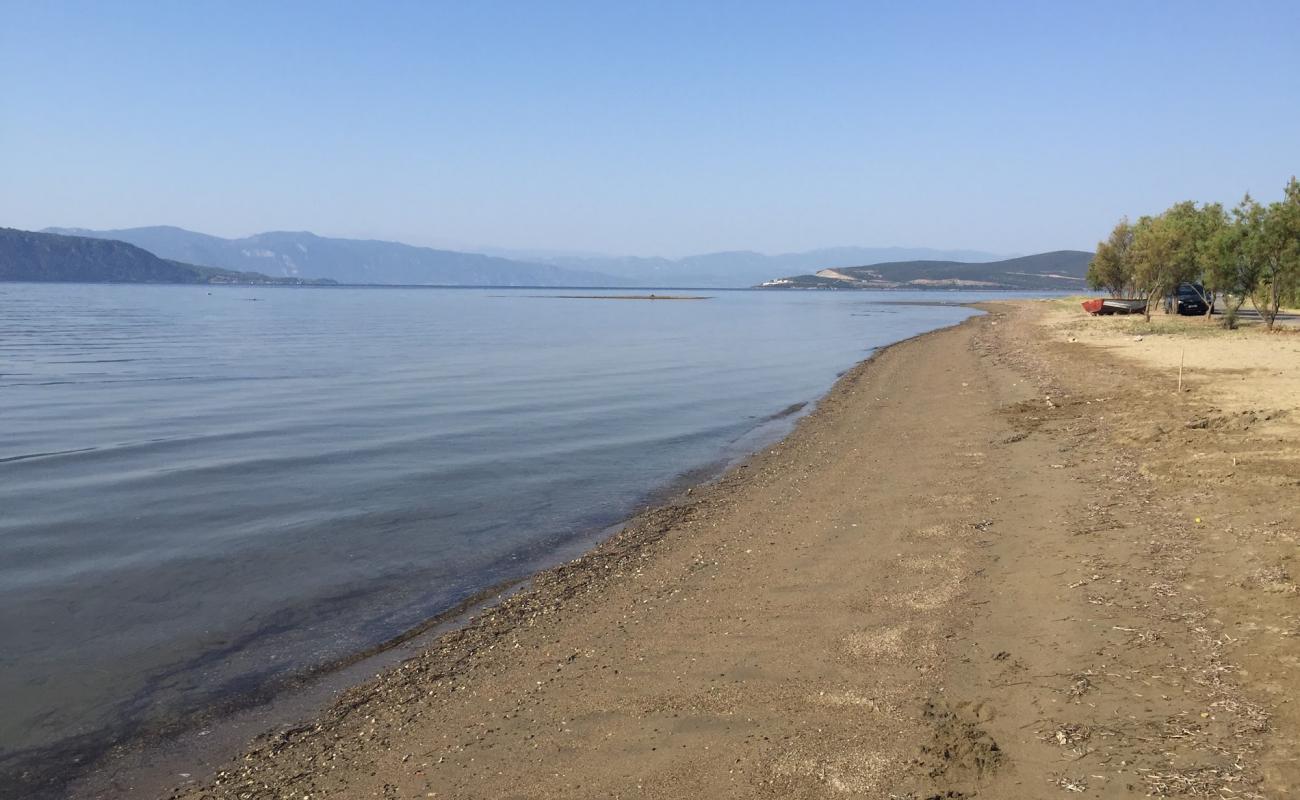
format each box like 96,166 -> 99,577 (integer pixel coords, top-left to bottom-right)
0,283 -> 1027,791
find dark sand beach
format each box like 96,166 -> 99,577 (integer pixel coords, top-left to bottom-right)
81,301 -> 1299,798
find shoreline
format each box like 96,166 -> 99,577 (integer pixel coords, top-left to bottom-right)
69,300 -> 1300,798
59,314 -> 979,800
155,307 -> 1003,799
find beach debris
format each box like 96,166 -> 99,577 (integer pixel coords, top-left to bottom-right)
1050,723 -> 1090,749
1137,765 -> 1251,797
1242,565 -> 1296,594
1066,673 -> 1094,699
1056,775 -> 1088,792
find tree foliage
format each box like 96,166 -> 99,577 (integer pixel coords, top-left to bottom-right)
1086,218 -> 1135,297
1245,179 -> 1299,329
1206,196 -> 1265,328
1128,211 -> 1186,321
1094,177 -> 1299,328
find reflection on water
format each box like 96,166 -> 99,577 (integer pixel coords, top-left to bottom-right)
0,283 -> 1020,793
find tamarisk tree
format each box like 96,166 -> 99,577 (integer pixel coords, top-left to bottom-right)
1086,218 -> 1136,297
1128,202 -> 1223,321
1207,196 -> 1265,328
1092,176 -> 1299,329
1251,177 -> 1300,331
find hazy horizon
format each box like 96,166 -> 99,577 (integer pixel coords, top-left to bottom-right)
42,223 -> 1020,263
3,1 -> 1298,257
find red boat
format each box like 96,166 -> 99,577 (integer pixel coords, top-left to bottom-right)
1082,298 -> 1147,315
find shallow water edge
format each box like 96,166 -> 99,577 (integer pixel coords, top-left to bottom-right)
57,310 -> 984,800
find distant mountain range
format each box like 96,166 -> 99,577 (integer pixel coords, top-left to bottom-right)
485,246 -> 1005,288
44,227 -> 628,287
17,224 -> 1082,290
0,228 -> 334,285
43,226 -> 1007,288
757,251 -> 1093,291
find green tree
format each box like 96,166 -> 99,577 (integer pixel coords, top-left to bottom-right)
1129,201 -> 1222,320
1086,218 -> 1135,297
1188,203 -> 1227,317
1207,196 -> 1265,328
1286,177 -> 1300,309
1129,214 -> 1178,321
1251,177 -> 1300,330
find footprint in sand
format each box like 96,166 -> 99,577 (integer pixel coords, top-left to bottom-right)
884,554 -> 968,611
771,750 -> 900,795
841,623 -> 940,663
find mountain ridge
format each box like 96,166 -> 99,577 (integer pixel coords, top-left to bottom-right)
0,228 -> 335,285
516,246 -> 1004,287
43,227 -> 631,288
45,226 -> 1009,288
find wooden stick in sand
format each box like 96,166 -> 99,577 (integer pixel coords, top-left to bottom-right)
1178,346 -> 1185,393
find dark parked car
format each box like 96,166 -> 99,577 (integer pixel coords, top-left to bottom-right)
1164,282 -> 1212,315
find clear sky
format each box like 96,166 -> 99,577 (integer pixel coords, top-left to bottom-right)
2,1 -> 1297,257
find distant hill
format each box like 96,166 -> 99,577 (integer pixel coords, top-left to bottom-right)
517,246 -> 1004,288
35,225 -> 1054,288
756,250 -> 1093,291
44,227 -> 1009,288
0,228 -> 334,285
45,226 -> 629,287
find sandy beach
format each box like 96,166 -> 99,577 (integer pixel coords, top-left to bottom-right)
110,300 -> 1298,798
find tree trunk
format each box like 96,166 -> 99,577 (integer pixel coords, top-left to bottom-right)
1144,287 -> 1159,321
1223,295 -> 1243,329
1254,279 -> 1281,332
1191,285 -> 1215,319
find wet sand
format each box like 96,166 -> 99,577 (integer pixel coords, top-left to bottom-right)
96,301 -> 1298,798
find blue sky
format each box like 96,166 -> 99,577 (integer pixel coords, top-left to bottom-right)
2,1 -> 1297,257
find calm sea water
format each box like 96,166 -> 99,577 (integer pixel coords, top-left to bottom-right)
0,283 -> 1028,788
